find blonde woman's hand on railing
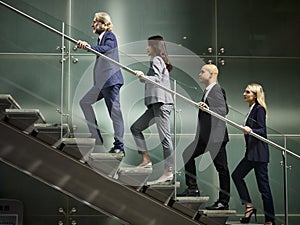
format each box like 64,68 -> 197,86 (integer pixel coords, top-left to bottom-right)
243,126 -> 252,134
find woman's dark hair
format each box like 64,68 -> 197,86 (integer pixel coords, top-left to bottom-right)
148,35 -> 173,72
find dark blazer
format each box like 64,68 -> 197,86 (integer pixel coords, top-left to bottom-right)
244,103 -> 269,162
91,31 -> 124,89
197,84 -> 229,145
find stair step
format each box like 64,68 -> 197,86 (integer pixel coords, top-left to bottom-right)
169,200 -> 198,218
117,167 -> 152,187
199,209 -> 237,216
142,182 -> 180,205
172,196 -> 210,212
33,123 -> 70,147
175,196 -> 209,203
4,108 -> 46,134
147,181 -> 180,188
88,152 -> 123,177
0,94 -> 21,119
227,222 -> 263,225
197,209 -> 237,225
56,138 -> 95,162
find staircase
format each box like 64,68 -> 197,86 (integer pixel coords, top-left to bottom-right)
0,94 -> 245,225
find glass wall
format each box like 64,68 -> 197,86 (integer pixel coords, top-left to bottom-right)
0,0 -> 299,224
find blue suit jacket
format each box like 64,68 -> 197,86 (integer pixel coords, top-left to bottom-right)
244,103 -> 269,162
91,31 -> 124,89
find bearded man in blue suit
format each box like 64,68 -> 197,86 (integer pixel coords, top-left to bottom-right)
77,12 -> 124,154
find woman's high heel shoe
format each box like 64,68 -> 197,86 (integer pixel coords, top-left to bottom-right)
240,206 -> 257,223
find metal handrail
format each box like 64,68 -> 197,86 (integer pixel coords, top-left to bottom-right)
1,0 -> 299,161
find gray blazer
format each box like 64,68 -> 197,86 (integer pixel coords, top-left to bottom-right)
143,56 -> 173,106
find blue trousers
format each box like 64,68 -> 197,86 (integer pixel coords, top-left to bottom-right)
232,157 -> 275,222
80,84 -> 124,149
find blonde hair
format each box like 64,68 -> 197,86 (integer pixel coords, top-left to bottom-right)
247,83 -> 268,119
94,12 -> 113,31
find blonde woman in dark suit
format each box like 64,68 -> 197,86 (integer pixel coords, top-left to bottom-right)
232,83 -> 275,225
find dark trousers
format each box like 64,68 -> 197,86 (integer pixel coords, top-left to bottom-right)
232,158 -> 275,222
182,141 -> 230,204
80,84 -> 124,148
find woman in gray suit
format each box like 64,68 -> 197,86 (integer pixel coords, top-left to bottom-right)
131,35 -> 174,183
